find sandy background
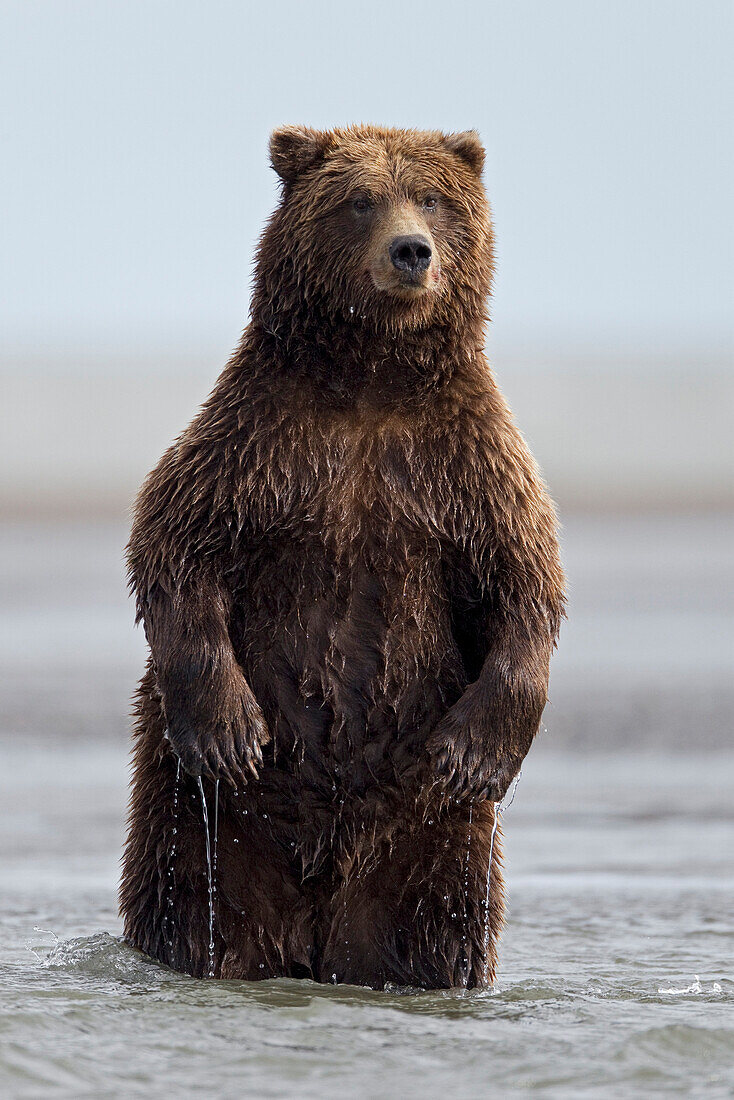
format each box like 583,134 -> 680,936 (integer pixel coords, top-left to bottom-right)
2,354 -> 733,516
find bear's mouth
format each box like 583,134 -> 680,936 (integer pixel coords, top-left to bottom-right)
369,264 -> 441,299
397,271 -> 429,290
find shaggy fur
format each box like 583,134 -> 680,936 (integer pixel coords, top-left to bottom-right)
119,125 -> 565,988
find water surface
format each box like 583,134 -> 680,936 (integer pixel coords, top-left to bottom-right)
1,515 -> 733,1097
2,742 -> 732,1098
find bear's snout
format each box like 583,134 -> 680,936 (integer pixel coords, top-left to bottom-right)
388,235 -> 433,279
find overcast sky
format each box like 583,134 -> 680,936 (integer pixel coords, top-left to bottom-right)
1,0 -> 732,366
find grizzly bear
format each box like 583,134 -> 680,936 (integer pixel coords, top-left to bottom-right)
119,125 -> 565,989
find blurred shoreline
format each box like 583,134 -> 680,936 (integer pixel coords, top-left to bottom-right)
2,351 -> 732,754
1,513 -> 732,752
1,351 -> 732,517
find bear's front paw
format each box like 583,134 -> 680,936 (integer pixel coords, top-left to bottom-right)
164,699 -> 269,789
425,698 -> 524,806
429,738 -> 521,805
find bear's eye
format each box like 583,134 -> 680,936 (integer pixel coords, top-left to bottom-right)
422,195 -> 439,211
351,195 -> 373,213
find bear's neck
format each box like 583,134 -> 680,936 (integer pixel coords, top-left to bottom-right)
247,292 -> 488,406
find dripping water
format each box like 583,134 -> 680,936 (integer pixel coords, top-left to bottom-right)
212,778 -> 219,895
165,758 -> 181,953
212,779 -> 219,973
481,807 -> 501,985
340,796 -> 350,976
197,777 -> 216,979
342,886 -> 350,979
461,802 -> 474,987
482,771 -> 522,986
503,770 -> 522,814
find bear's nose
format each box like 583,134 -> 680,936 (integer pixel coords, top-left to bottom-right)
389,235 -> 432,276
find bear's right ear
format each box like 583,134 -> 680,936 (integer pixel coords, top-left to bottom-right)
442,130 -> 485,177
269,126 -> 333,183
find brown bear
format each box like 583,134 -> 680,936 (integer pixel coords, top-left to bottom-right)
119,125 -> 565,989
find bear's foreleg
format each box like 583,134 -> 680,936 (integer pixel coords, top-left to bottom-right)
426,620 -> 552,805
141,576 -> 269,788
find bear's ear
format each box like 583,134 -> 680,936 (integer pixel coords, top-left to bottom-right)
269,125 -> 332,183
443,130 -> 485,176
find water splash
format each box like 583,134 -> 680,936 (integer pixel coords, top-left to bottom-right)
482,771 -> 522,986
197,777 -> 216,978
461,803 -> 474,987
658,975 -> 723,995
25,927 -> 59,964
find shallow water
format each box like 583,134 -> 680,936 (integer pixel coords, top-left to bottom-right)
1,514 -> 733,1097
2,742 -> 733,1098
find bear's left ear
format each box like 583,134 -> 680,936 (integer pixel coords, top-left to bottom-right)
443,130 -> 485,176
269,125 -> 333,183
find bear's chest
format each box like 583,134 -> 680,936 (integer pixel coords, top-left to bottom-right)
295,409 -> 452,549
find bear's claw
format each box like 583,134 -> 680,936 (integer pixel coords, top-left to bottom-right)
163,718 -> 267,787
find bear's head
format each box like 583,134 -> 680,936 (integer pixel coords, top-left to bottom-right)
253,125 -> 494,341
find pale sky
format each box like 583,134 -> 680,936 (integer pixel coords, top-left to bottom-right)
1,0 -> 732,365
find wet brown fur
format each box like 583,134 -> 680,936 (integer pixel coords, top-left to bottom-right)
119,125 -> 565,989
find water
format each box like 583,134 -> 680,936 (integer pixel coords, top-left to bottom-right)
197,776 -> 218,979
165,758 -> 181,950
1,515 -> 733,1096
2,740 -> 732,1098
461,802 -> 473,986
481,772 -> 522,987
